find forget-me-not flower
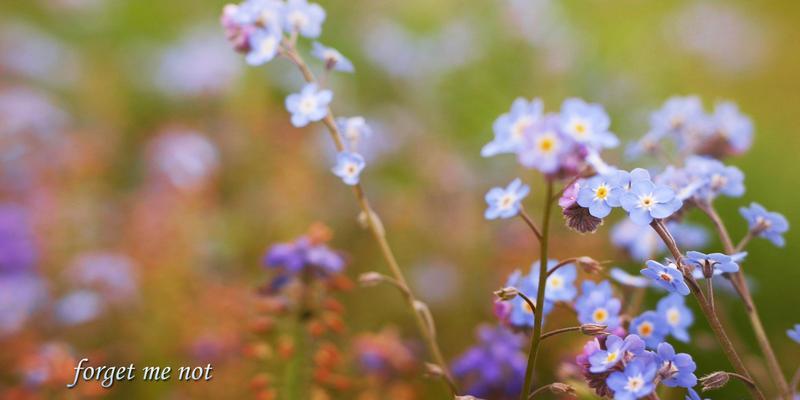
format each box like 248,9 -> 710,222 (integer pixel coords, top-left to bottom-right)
788,324 -> 800,344
517,114 -> 573,174
336,116 -> 371,151
650,96 -> 705,136
607,359 -> 657,400
577,170 -> 630,218
630,311 -> 669,349
503,269 -> 552,328
576,281 -> 622,330
685,388 -> 709,400
657,294 -> 693,343
246,29 -> 281,66
285,83 -> 332,127
484,178 -> 530,220
535,259 -> 577,303
283,0 -> 325,38
656,342 -> 697,388
451,324 -> 526,398
641,260 -> 690,296
620,169 -> 683,225
311,42 -> 354,72
482,98 -> 543,157
610,267 -> 651,288
685,156 -> 745,200
331,151 -> 365,185
740,202 -> 789,247
685,251 -> 739,278
710,101 -> 753,155
559,98 -> 619,149
589,334 -> 645,373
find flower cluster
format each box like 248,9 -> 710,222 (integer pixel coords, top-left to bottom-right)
451,325 -> 527,398
263,224 -> 345,291
495,260 -> 576,329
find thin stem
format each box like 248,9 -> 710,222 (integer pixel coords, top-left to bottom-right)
650,220 -> 766,400
516,291 -> 538,316
280,44 -> 455,394
520,180 -> 555,400
519,208 -> 543,241
527,384 -> 556,399
728,372 -> 760,391
790,365 -> 800,392
735,230 -> 755,253
698,203 -> 792,400
539,326 -> 581,341
545,257 -> 579,279
706,277 -> 715,313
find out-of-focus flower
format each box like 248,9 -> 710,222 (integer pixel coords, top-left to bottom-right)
577,170 -> 629,218
0,87 -> 69,164
538,260 -> 577,302
20,342 -> 77,387
612,220 -> 707,262
620,169 -> 682,225
559,98 -> 619,150
0,23 -> 80,87
147,130 -> 219,191
263,232 -> 345,287
500,269 -> 550,328
656,342 -> 697,388
246,29 -> 281,66
66,252 -> 138,302
482,98 -> 543,157
484,178 -> 529,220
641,260 -> 689,296
684,156 -> 745,199
705,102 -> 753,156
331,151 -> 365,186
0,205 -> 38,275
656,294 -> 693,343
609,267 -> 650,288
517,114 -> 576,175
650,96 -> 705,139
311,42 -> 354,72
0,275 -> 46,335
787,324 -> 800,344
55,290 -> 102,326
630,311 -> 669,349
686,388 -> 709,400
283,0 -> 325,38
606,358 -> 657,399
588,334 -> 645,373
740,202 -> 789,247
576,280 -> 621,330
285,83 -> 333,127
353,328 -> 417,378
451,324 -> 526,398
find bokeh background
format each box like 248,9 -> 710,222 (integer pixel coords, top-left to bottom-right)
1,0 -> 799,398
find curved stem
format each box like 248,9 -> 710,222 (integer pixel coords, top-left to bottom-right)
519,208 -> 543,241
735,230 -> 755,253
698,203 -> 792,400
281,44 -> 455,394
545,257 -> 579,279
520,180 -> 554,400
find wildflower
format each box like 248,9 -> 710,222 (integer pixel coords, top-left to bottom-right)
0,205 -> 38,275
451,324 -> 526,398
538,260 -> 577,302
740,202 -> 789,247
684,251 -> 739,278
620,169 -> 683,225
67,252 -> 138,303
336,116 -> 371,150
559,98 -> 619,149
656,294 -> 693,342
285,83 -> 333,127
264,234 -> 345,282
311,42 -> 354,72
788,324 -> 800,343
609,267 -> 650,288
0,275 -> 46,335
704,101 -> 753,157
484,178 -> 529,220
656,342 -> 697,388
577,170 -> 629,218
630,311 -> 669,349
650,96 -> 705,137
641,260 -> 690,295
331,151 -> 365,185
148,130 -> 219,191
699,371 -> 729,391
517,114 -> 575,174
589,334 -> 645,373
684,156 -> 745,200
283,0 -> 325,38
685,388 -> 709,400
606,359 -> 657,400
576,280 -> 622,330
501,269 -> 552,328
612,220 -> 708,262
245,30 -> 281,65
55,290 -> 103,326
481,98 -> 543,157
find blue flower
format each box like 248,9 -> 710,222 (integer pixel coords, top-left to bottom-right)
484,178 -> 530,220
685,388 -> 709,400
282,0 -> 325,38
620,169 -> 683,225
577,170 -> 630,218
331,151 -> 365,185
630,311 -> 669,348
684,156 -> 745,200
285,83 -> 332,127
610,267 -> 651,288
311,42 -> 354,72
656,342 -> 697,388
245,29 -> 281,66
336,116 -> 371,150
650,96 -> 705,137
517,114 -> 574,174
576,280 -> 614,308
788,324 -> 800,344
740,203 -> 789,247
55,290 -> 103,326
481,98 -> 543,157
232,0 -> 284,33
589,334 -> 645,373
576,281 -> 622,330
612,220 -> 708,262
657,294 -> 693,342
607,358 -> 657,400
503,269 -> 553,328
685,251 -> 739,278
537,259 -> 577,303
710,101 -> 753,155
641,260 -> 690,296
451,324 -> 526,398
559,98 -> 619,149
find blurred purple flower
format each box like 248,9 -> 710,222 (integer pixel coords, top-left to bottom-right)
451,324 -> 526,399
0,275 -> 46,335
0,204 -> 38,275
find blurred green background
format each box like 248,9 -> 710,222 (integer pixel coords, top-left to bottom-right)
1,0 -> 799,398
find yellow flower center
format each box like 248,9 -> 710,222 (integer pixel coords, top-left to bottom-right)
549,276 -> 563,289
605,351 -> 618,363
626,375 -> 645,391
638,321 -> 654,337
573,120 -> 588,136
537,135 -> 556,153
511,116 -> 533,139
592,308 -> 608,323
667,308 -> 681,325
595,185 -> 609,200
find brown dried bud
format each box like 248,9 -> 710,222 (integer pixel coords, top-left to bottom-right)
700,371 -> 730,391
580,323 -> 608,336
494,287 -> 520,301
549,382 -> 576,394
577,256 -> 603,274
562,203 -> 603,234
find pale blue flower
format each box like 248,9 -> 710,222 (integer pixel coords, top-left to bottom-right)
576,280 -> 621,329
685,388 -> 709,400
331,151 -> 365,185
611,220 -> 708,262
656,342 -> 697,388
246,30 -> 281,66
685,251 -> 739,277
482,98 -> 543,157
283,0 -> 325,38
710,101 -> 753,155
630,311 -> 669,348
684,156 -> 745,199
517,114 -> 574,174
650,96 -> 705,136
484,178 -> 530,220
285,83 -> 332,127
589,334 -> 645,373
620,169 -> 683,225
559,98 -> 619,149
503,269 -> 553,328
657,294 -> 693,342
55,290 -> 102,326
535,259 -> 577,303
336,116 -> 371,151
740,202 -> 789,247
233,0 -> 285,33
577,170 -> 630,218
641,260 -> 690,296
788,324 -> 800,344
610,267 -> 651,288
312,42 -> 354,72
607,358 -> 657,400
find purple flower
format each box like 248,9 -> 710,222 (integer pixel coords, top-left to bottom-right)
481,98 -> 543,157
559,98 -> 619,150
788,324 -> 800,344
620,169 -> 683,225
283,0 -> 325,38
0,275 -> 46,335
686,388 -> 709,400
589,334 -> 645,373
740,202 -> 789,247
656,342 -> 697,388
607,358 -> 657,400
263,235 -> 345,283
0,204 -> 38,275
451,324 -> 526,398
285,83 -> 332,127
55,290 -> 102,326
331,151 -> 365,185
641,260 -> 690,296
484,178 -> 529,220
517,114 -> 576,174
657,294 -> 693,342
67,252 -> 137,302
577,170 -> 630,218
311,42 -> 354,72
630,311 -> 669,349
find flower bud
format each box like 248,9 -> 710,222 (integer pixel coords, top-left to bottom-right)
580,323 -> 608,336
577,256 -> 603,274
700,371 -> 730,391
358,272 -> 385,287
549,382 -> 576,394
494,287 -> 519,301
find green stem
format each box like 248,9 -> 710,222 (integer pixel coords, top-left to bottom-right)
520,180 -> 554,400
